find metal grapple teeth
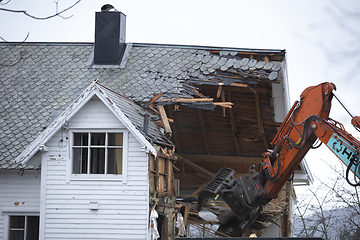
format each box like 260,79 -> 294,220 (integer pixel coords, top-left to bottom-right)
197,168 -> 236,211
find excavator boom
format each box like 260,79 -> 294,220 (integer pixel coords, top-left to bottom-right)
197,82 -> 360,236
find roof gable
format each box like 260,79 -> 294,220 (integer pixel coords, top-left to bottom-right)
15,81 -> 161,166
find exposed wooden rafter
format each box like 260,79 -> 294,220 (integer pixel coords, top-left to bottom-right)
248,86 -> 269,149
167,105 -> 182,153
264,56 -> 270,63
175,154 -> 215,178
197,109 -> 211,155
228,90 -> 242,156
216,83 -> 224,98
221,88 -> 226,117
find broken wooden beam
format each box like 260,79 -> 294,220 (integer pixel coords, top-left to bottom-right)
175,154 -> 215,178
191,182 -> 208,196
213,102 -> 233,108
158,105 -> 172,137
216,83 -> 224,98
167,105 -> 182,155
150,92 -> 163,105
160,98 -> 214,103
229,82 -> 247,88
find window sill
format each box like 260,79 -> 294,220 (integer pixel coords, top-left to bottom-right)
70,174 -> 124,181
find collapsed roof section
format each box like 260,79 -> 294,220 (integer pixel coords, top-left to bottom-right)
144,46 -> 285,112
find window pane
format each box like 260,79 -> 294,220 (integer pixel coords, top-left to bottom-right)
108,133 -> 123,146
9,216 -> 25,240
74,133 -> 88,146
10,216 -> 25,229
26,216 -> 40,240
90,148 -> 105,174
91,133 -> 105,146
9,230 -> 24,240
108,148 -> 123,174
73,148 -> 88,174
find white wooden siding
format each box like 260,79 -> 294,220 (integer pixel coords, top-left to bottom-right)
68,95 -> 125,129
41,96 -> 149,240
0,170 -> 41,239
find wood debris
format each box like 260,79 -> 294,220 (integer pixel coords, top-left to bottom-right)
176,197 -> 286,237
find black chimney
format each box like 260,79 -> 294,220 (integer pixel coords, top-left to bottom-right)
94,5 -> 126,65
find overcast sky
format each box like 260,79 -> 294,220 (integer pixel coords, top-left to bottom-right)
1,0 -> 360,197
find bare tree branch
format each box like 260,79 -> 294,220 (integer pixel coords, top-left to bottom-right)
0,47 -> 30,67
0,32 -> 29,44
0,0 -> 12,5
0,0 -> 81,20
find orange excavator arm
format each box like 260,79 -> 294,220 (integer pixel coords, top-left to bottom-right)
197,82 -> 360,236
263,82 -> 360,198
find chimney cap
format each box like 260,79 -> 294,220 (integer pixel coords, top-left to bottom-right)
101,4 -> 117,12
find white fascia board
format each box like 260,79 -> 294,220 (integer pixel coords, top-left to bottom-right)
272,57 -> 291,123
293,173 -> 311,186
96,87 -> 157,157
272,55 -> 314,184
299,158 -> 314,184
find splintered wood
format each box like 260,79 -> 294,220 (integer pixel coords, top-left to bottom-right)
149,152 -> 176,196
251,201 -> 286,231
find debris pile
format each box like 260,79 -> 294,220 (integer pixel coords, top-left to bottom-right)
177,197 -> 286,237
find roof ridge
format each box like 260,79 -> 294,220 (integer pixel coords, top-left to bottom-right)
0,41 -> 285,54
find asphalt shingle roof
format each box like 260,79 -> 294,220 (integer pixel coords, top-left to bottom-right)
0,42 -> 285,169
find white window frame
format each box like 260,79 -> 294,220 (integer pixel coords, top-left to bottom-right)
66,129 -> 128,182
3,213 -> 40,240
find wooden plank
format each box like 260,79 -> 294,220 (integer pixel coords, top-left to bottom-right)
216,83 -> 224,98
221,88 -> 226,117
149,154 -> 156,194
264,55 -> 270,63
167,105 -> 182,153
191,182 -> 208,196
175,154 -> 215,178
227,91 -> 237,133
150,92 -> 163,105
163,215 -> 169,240
197,109 -> 211,155
156,157 -> 166,193
213,102 -> 233,108
160,98 -> 213,103
183,206 -> 190,226
229,82 -> 248,88
167,158 -> 174,195
158,105 -> 172,137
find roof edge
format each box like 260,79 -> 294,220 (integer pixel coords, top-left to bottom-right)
132,42 -> 286,54
0,41 -> 285,55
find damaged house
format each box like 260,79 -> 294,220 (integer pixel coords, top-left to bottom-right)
0,6 -> 313,240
